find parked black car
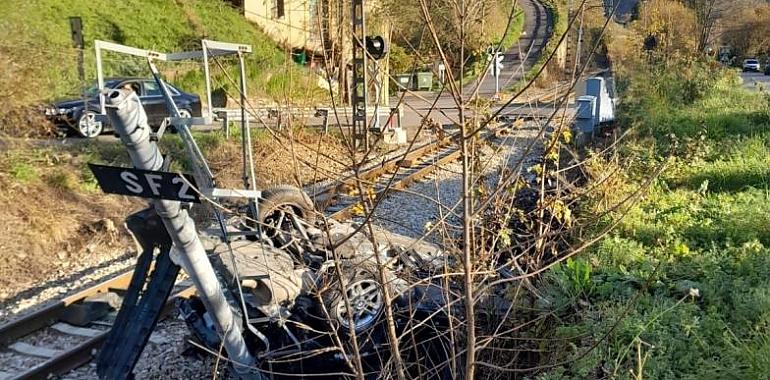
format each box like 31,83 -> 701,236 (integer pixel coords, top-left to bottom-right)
44,78 -> 202,138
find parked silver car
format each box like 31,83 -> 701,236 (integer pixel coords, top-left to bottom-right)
743,58 -> 761,72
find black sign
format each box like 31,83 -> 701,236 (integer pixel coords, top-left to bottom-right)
69,17 -> 84,49
88,164 -> 200,203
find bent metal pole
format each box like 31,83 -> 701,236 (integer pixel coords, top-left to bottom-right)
105,89 -> 257,377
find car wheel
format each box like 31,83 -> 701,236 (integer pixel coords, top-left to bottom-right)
322,262 -> 389,335
256,185 -> 316,246
77,111 -> 103,138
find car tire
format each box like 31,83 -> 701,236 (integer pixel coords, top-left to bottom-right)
256,185 -> 317,246
321,260 -> 390,336
77,111 -> 103,138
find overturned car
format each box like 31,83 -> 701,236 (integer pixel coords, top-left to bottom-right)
90,60 -> 456,379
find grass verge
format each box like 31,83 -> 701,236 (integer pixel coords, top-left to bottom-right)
0,0 -> 324,111
533,62 -> 770,378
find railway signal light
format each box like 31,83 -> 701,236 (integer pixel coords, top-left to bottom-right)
365,35 -> 387,60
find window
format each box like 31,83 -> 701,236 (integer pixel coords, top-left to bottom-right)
143,81 -> 162,97
142,81 -> 179,97
120,81 -> 141,94
272,0 -> 285,19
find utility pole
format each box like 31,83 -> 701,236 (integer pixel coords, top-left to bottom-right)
351,0 -> 368,150
576,4 -> 584,70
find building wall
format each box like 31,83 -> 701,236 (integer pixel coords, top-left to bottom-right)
242,0 -> 323,51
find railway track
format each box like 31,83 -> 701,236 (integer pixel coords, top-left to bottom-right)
0,271 -> 196,380
311,136 -> 463,221
0,135 -> 465,380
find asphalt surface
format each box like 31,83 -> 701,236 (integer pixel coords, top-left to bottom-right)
391,0 -> 553,131
468,0 -> 550,97
741,71 -> 770,93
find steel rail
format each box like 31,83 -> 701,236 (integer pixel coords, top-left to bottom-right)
0,273 -> 196,380
0,272 -> 133,347
325,145 -> 463,221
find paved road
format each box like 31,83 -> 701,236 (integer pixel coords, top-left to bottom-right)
469,0 -> 551,97
391,0 -> 553,131
740,71 -> 770,93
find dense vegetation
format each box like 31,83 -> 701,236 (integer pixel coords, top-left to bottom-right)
0,0 -> 321,110
533,1 -> 770,378
381,0 -> 525,77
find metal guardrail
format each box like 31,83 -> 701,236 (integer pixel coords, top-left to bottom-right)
212,106 -> 391,120
214,106 -> 397,136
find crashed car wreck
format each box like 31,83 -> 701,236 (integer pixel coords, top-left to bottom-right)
97,204 -> 454,379
88,41 -> 457,380
187,219 -> 454,379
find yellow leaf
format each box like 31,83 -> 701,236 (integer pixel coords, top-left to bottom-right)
351,202 -> 365,216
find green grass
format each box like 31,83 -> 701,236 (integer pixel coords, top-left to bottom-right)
493,1 -> 526,53
535,64 -> 770,378
9,161 -> 39,183
0,0 -> 322,104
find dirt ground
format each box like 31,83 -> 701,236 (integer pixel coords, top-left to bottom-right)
0,140 -> 136,301
205,128 -> 353,189
0,128 -> 354,304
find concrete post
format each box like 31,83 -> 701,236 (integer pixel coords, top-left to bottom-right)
575,95 -> 597,146
585,77 -> 605,127
105,89 -> 258,378
221,111 -> 231,139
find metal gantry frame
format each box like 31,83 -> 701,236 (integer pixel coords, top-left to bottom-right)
94,39 -> 258,197
95,39 -> 250,121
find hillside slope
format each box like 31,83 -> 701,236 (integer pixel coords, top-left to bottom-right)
0,0 -> 321,113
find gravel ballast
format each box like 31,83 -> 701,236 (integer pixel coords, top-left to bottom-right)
371,123 -> 544,243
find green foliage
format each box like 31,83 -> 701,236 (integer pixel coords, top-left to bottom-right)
492,1 -> 526,52
9,161 -> 39,183
388,44 -> 414,76
536,49 -> 770,378
383,0 -> 525,77
547,258 -> 595,304
0,0 -> 319,104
